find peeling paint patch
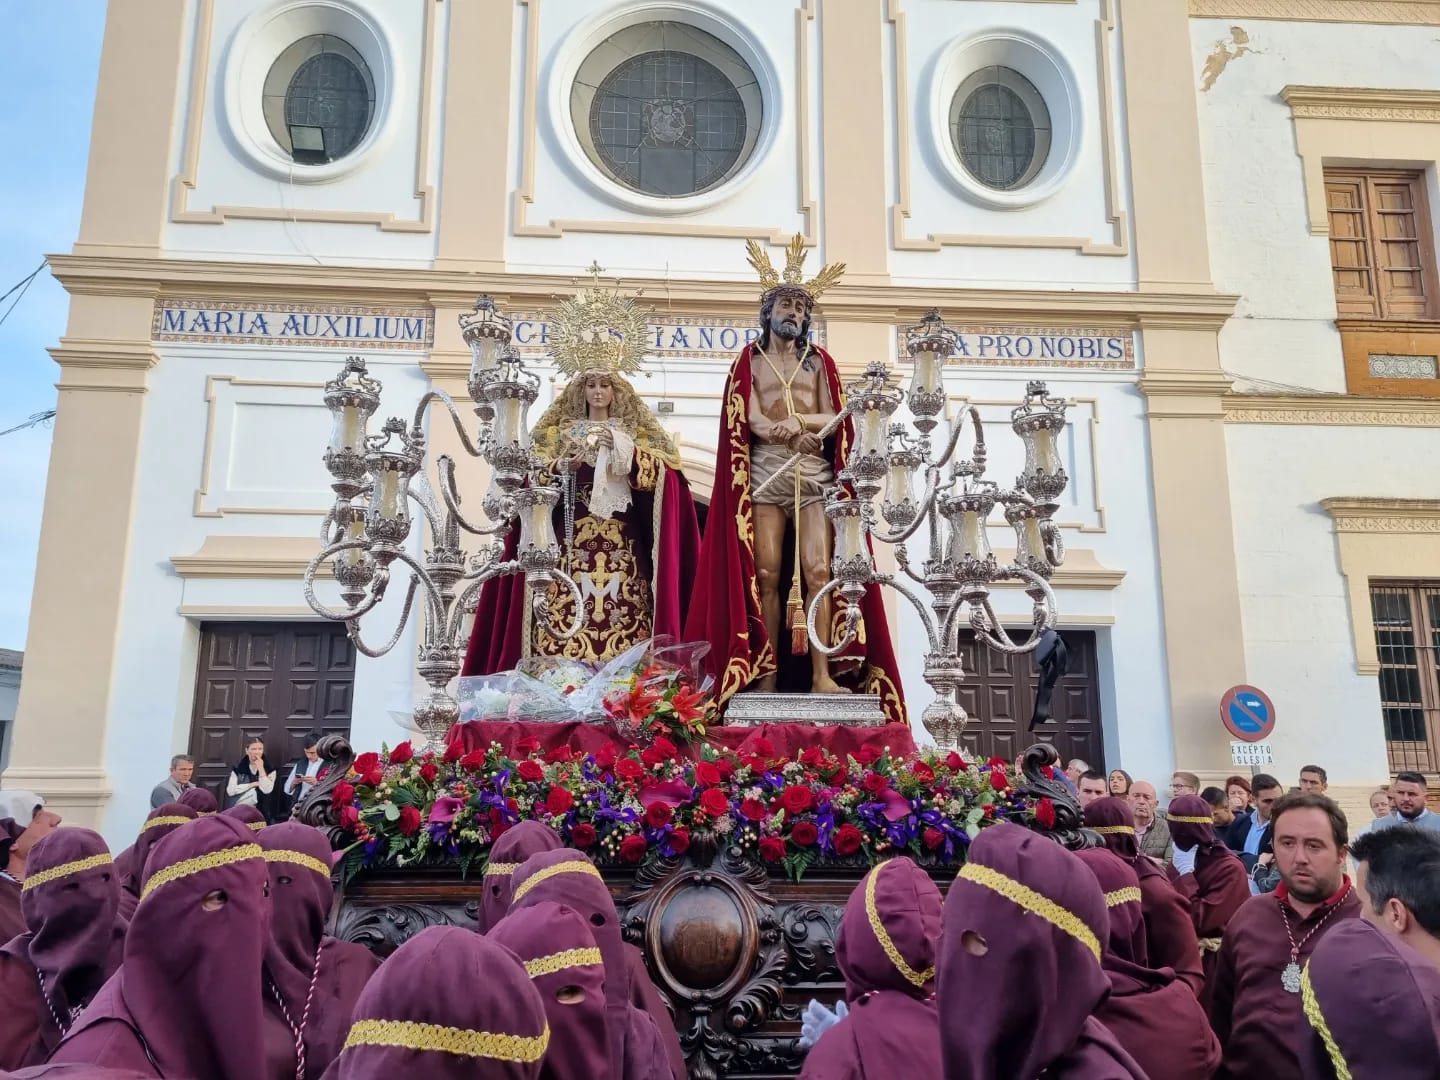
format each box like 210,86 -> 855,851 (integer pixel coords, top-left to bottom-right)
1201,26 -> 1256,92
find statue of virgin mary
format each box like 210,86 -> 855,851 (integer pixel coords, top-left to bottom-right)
461,278 -> 702,672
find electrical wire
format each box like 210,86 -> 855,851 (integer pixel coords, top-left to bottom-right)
0,261 -> 46,332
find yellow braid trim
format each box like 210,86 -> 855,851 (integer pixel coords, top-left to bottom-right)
141,816 -> 192,832
140,844 -> 263,901
263,849 -> 331,879
1301,961 -> 1353,1080
1103,887 -> 1142,908
524,947 -> 603,978
484,862 -> 521,877
22,852 -> 113,892
512,860 -> 602,903
343,1019 -> 550,1063
1090,825 -> 1134,835
958,863 -> 1102,962
863,862 -> 935,989
247,821 -> 267,831
1166,814 -> 1214,824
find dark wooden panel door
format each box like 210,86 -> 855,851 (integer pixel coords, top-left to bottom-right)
950,630 -> 1104,771
189,622 -> 355,809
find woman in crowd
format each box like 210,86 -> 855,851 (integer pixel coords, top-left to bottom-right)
227,737 -> 280,823
324,925 -> 549,1080
937,822 -> 1146,1078
478,821 -> 562,933
1106,770 -> 1132,798
798,857 -> 942,1080
488,901 -> 611,1080
1369,786 -> 1393,819
116,803 -> 196,923
1166,793 -> 1251,987
1075,847 -> 1220,1080
177,787 -> 217,815
1221,775 -> 1253,850
0,829 -> 124,1069
259,822 -> 379,1079
48,815 -> 279,1080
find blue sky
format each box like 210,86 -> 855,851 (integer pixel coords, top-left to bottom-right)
0,3 -> 107,650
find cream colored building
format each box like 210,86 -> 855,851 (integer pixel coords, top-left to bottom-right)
5,0 -> 1437,845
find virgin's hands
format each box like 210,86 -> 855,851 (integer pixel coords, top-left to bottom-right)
595,427 -> 614,449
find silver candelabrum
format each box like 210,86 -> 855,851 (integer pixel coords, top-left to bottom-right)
807,308 -> 1070,749
303,297 -> 584,749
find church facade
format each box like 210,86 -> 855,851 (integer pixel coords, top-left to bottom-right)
7,0 -> 1438,842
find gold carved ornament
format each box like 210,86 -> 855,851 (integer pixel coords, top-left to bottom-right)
744,233 -> 846,302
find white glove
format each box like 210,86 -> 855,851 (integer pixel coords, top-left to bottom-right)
1171,845 -> 1198,876
797,997 -> 848,1049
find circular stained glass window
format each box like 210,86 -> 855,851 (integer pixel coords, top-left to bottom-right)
950,67 -> 1052,191
572,23 -> 763,199
263,34 -> 375,163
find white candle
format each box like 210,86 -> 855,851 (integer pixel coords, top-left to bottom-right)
885,459 -> 914,509
858,407 -> 887,460
910,348 -> 941,397
374,467 -> 402,520
469,336 -> 501,381
331,404 -> 363,455
338,512 -> 367,567
492,396 -> 523,448
1031,426 -> 1061,475
520,495 -> 557,551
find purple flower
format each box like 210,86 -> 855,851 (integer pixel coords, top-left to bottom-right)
428,796 -> 467,826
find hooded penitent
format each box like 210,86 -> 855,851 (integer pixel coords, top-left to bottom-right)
116,803 -> 197,923
798,857 -> 942,1080
324,924 -> 549,1080
0,829 -> 123,1069
260,822 -> 379,1079
478,821 -> 563,933
221,803 -> 268,829
1165,793 -> 1251,980
508,849 -> 679,1080
1084,796 -> 1204,995
1075,847 -> 1220,1080
48,815 -> 272,1080
177,787 -> 218,815
488,900 -> 612,1080
1299,918 -> 1440,1080
937,822 -> 1147,1079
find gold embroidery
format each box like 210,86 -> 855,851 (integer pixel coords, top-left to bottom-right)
263,849 -> 330,878
864,862 -> 935,989
343,1019 -> 550,1063
524,947 -> 604,978
535,514 -> 653,663
512,860 -> 603,903
247,821 -> 267,831
1103,887 -> 1142,908
22,852 -> 113,892
141,815 -> 192,832
140,843 -> 264,902
957,863 -> 1102,962
1198,936 -> 1224,953
1090,825 -> 1135,836
484,862 -> 520,877
1166,814 -> 1214,824
1301,962 -> 1353,1080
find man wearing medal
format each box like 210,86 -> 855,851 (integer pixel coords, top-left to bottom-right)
1206,791 -> 1361,1079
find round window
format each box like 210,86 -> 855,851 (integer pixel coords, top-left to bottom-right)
570,22 -> 763,199
262,34 -> 375,164
949,67 -> 1052,191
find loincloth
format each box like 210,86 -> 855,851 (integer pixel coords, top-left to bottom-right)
751,443 -> 834,511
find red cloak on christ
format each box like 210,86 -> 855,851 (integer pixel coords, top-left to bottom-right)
683,343 -> 906,724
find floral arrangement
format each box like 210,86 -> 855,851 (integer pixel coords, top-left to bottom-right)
331,735 -> 1053,882
603,663 -> 713,744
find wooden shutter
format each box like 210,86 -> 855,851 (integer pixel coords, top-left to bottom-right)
1326,169 -> 1438,320
1372,176 -> 1433,318
1327,177 -> 1379,317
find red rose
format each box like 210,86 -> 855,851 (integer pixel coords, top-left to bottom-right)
361,769 -> 383,788
545,787 -> 574,815
619,835 -> 648,863
331,781 -> 356,807
353,752 -> 380,776
668,827 -> 691,855
570,822 -> 597,849
715,758 -> 737,780
986,756 -> 1008,770
397,805 -> 423,837
1035,797 -> 1057,830
751,737 -> 775,759
945,751 -> 966,772
759,836 -> 786,863
694,761 -> 721,787
645,803 -> 673,828
790,821 -> 819,847
862,773 -> 888,796
854,747 -> 882,767
517,760 -> 545,783
699,789 -> 729,817
441,742 -> 462,763
800,746 -> 826,768
459,750 -> 486,771
740,798 -> 767,822
833,823 -> 864,856
614,758 -> 644,783
652,736 -> 678,760
742,756 -> 767,774
515,736 -> 541,756
419,762 -> 439,784
490,821 -> 511,842
545,745 -> 574,764
639,747 -> 665,770
338,804 -> 360,830
388,741 -> 413,765
780,785 -> 813,815
989,770 -> 1009,792
593,742 -> 619,770
922,827 -> 944,851
910,762 -> 936,784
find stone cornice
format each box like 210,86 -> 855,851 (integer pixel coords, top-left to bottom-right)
1321,498 -> 1440,533
1224,393 -> 1440,426
170,535 -> 319,579
1281,85 -> 1440,123
1193,1 -> 1440,25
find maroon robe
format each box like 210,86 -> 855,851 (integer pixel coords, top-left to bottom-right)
508,849 -> 680,1080
116,804 -> 196,924
1167,795 -> 1251,988
682,343 -> 905,722
478,821 -> 563,932
322,924 -> 547,1080
937,822 -> 1146,1079
1086,796 -> 1204,994
488,900 -> 612,1080
799,857 -> 942,1080
1076,848 -> 1221,1080
0,829 -> 123,1069
177,788 -> 217,815
49,816 -> 273,1080
1207,878 -> 1361,1080
260,822 -> 379,1079
1299,918 -> 1440,1079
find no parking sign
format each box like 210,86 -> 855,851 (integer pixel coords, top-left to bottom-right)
1220,685 -> 1276,742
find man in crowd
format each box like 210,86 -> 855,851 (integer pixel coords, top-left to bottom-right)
1369,771 -> 1440,832
1170,770 -> 1200,800
1129,781 -> 1173,863
1350,823 -> 1440,969
1065,757 -> 1091,786
1207,792 -> 1360,1079
282,733 -> 324,813
149,753 -> 195,808
1239,773 -> 1283,893
1298,764 -> 1328,794
1077,769 -> 1109,807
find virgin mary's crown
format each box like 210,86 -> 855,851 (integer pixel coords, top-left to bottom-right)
549,264 -> 650,380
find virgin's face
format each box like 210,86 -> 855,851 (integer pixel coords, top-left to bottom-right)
584,377 -> 614,415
